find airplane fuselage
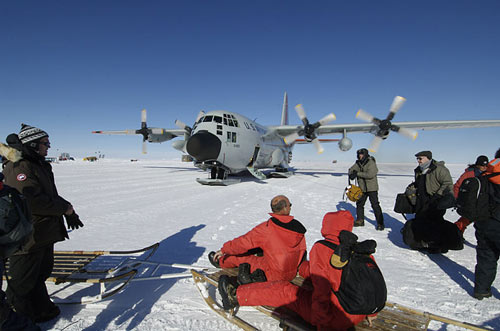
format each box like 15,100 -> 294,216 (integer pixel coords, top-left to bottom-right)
184,110 -> 292,174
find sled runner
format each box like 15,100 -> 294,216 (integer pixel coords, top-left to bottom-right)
192,268 -> 492,331
4,242 -> 161,304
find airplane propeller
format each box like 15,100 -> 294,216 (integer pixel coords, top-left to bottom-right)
172,110 -> 205,152
134,109 -> 150,154
355,96 -> 418,153
284,104 -> 336,154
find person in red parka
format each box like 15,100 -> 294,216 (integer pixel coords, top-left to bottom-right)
208,195 -> 306,282
219,210 -> 377,330
453,155 -> 489,233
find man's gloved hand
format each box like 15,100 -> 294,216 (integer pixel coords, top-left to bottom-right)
65,212 -> 84,230
349,170 -> 358,180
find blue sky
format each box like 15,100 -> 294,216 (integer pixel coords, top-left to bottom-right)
1,1 -> 499,164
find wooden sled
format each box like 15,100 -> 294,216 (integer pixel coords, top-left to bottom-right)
192,268 -> 492,331
4,243 -> 161,304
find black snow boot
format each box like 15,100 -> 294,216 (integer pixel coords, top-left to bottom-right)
208,251 -> 220,268
218,275 -> 239,310
250,269 -> 267,283
237,263 -> 253,285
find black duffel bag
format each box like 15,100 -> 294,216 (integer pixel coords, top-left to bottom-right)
394,193 -> 415,214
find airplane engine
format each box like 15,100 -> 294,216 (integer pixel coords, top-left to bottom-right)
338,137 -> 353,151
148,128 -> 176,143
271,148 -> 285,166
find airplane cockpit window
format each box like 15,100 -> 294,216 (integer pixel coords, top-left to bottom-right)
250,123 -> 256,131
214,116 -> 222,123
228,119 -> 235,127
244,122 -> 250,129
197,116 -> 205,123
203,115 -> 213,122
226,131 -> 237,143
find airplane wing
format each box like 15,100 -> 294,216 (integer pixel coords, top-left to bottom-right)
273,120 -> 500,137
92,128 -> 186,137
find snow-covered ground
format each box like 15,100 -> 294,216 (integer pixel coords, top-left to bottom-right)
6,159 -> 500,330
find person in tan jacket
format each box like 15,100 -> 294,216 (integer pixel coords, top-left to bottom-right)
348,148 -> 384,230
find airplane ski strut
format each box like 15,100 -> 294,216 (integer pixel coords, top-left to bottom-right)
196,178 -> 241,186
247,146 -> 267,180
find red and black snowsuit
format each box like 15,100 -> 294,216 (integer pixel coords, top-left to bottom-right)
453,166 -> 484,231
218,213 -> 306,281
236,210 -> 376,331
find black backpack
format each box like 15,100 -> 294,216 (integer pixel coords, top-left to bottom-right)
456,173 -> 500,222
318,238 -> 387,315
0,185 -> 33,258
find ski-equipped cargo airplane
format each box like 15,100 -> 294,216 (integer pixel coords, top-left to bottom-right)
93,93 -> 500,185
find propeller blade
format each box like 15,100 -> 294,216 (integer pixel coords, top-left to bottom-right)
175,119 -> 192,135
397,127 -> 418,140
284,132 -> 300,145
175,119 -> 188,130
368,136 -> 383,153
312,138 -> 324,154
142,140 -> 147,154
195,110 -> 205,123
389,96 -> 406,114
141,109 -> 147,128
356,109 -> 374,123
318,113 -> 336,126
295,104 -> 307,121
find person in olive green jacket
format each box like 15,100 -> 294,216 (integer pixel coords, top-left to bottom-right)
2,124 -> 84,323
413,150 -> 454,220
348,148 -> 384,230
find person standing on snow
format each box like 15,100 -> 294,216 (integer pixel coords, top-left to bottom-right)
348,148 -> 384,230
0,171 -> 41,331
1,124 -> 84,323
208,195 -> 306,283
453,155 -> 489,234
473,148 -> 500,300
218,210 -> 379,330
413,150 -> 454,220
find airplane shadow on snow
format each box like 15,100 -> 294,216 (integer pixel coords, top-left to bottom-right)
45,224 -> 207,330
142,165 -> 202,172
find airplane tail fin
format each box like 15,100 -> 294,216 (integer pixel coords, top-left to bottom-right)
281,91 -> 288,125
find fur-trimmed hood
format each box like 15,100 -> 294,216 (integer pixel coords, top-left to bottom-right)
0,142 -> 22,163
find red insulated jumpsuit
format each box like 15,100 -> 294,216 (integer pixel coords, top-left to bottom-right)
236,210 -> 375,331
218,213 -> 306,281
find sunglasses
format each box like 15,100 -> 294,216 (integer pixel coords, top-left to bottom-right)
416,157 -> 424,161
39,141 -> 51,147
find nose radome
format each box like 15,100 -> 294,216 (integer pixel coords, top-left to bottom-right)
186,131 -> 221,161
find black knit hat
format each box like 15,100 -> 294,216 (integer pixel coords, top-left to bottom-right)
415,150 -> 432,159
357,148 -> 369,156
475,155 -> 489,166
18,123 -> 48,147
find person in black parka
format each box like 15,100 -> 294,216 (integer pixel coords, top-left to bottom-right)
473,147 -> 500,300
1,124 -> 84,323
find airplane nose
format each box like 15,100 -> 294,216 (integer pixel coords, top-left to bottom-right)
186,131 -> 221,161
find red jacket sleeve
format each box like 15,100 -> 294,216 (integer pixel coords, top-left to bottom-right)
221,221 -> 267,255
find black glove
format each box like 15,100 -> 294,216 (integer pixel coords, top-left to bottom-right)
349,170 -> 358,180
65,212 -> 84,230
